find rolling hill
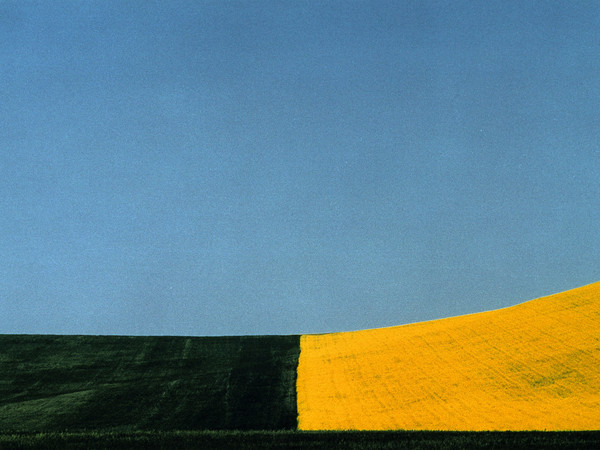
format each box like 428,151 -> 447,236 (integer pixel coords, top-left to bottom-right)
297,281 -> 600,430
1,282 -> 599,432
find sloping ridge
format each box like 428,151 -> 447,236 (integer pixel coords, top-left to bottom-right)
297,281 -> 600,430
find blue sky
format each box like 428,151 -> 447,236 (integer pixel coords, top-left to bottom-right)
1,1 -> 599,336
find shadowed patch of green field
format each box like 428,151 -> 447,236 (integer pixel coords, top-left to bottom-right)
0,334 -> 300,431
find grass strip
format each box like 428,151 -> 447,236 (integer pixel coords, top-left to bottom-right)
1,430 -> 600,450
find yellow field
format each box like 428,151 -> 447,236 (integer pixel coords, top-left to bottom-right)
297,281 -> 600,430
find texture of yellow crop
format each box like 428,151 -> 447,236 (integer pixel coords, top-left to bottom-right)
297,281 -> 600,430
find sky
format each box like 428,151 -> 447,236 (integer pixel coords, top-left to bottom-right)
1,1 -> 599,336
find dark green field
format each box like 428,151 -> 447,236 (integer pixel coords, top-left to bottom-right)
2,335 -> 599,449
0,334 -> 299,431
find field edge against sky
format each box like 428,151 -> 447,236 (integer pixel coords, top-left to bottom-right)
296,281 -> 600,431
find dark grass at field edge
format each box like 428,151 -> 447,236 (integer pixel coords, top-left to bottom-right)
1,431 -> 600,450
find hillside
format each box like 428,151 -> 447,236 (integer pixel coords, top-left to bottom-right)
1,282 -> 599,432
0,335 -> 300,431
297,281 -> 600,430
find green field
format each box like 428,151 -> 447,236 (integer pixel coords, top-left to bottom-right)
0,334 -> 299,431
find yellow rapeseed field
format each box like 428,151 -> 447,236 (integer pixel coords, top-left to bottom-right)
297,281 -> 600,430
